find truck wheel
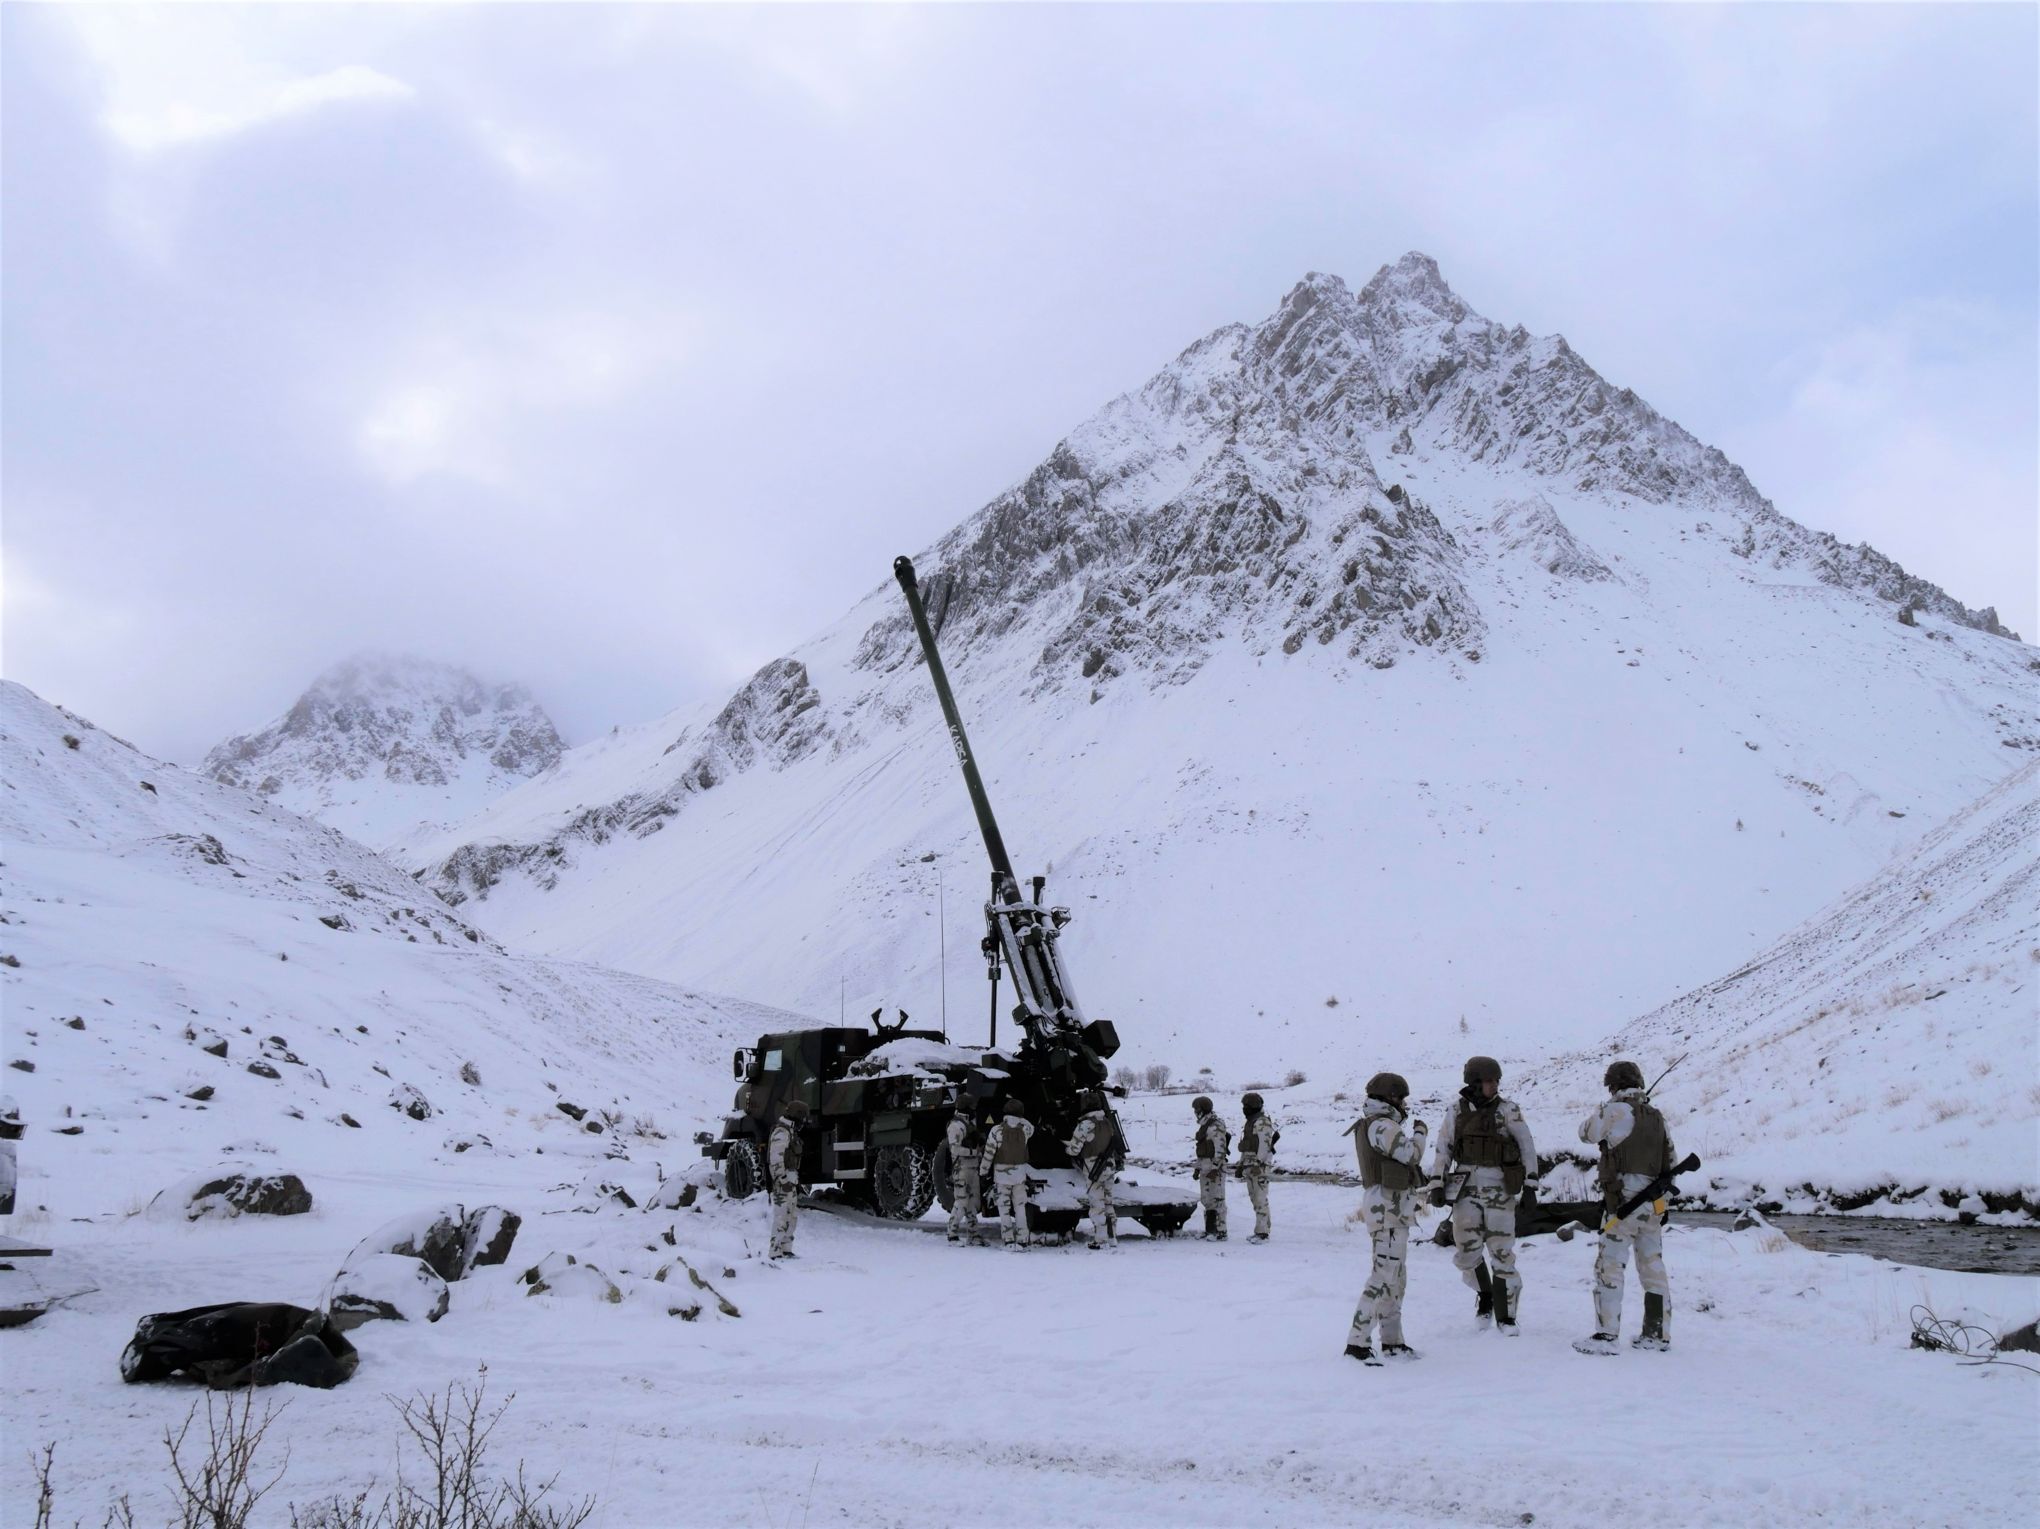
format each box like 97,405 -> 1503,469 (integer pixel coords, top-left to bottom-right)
932,1140 -> 955,1213
722,1140 -> 763,1200
871,1144 -> 936,1221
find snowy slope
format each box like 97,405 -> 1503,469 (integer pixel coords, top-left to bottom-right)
203,655 -> 564,853
1519,759 -> 2040,1210
0,680 -> 800,1222
404,255 -> 2040,1158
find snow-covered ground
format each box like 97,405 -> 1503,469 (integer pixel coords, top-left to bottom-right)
8,1171 -> 2036,1527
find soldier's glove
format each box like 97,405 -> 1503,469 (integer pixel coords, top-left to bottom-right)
1518,1184 -> 1538,1213
1428,1183 -> 1447,1209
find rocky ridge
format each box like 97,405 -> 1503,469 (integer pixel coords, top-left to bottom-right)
419,254 -> 2019,910
205,655 -> 564,851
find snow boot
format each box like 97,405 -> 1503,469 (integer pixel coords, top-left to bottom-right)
1473,1263 -> 1494,1329
1344,1343 -> 1384,1367
1381,1343 -> 1423,1362
1247,1233 -> 1269,1244
1495,1285 -> 1519,1337
1572,1332 -> 1620,1357
1632,1293 -> 1670,1351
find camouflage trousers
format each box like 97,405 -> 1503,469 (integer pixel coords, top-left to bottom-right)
768,1186 -> 800,1257
1081,1169 -> 1116,1247
1196,1166 -> 1228,1236
991,1166 -> 1032,1246
1243,1164 -> 1272,1237
1347,1195 -> 1418,1347
1594,1203 -> 1669,1333
1450,1184 -> 1520,1303
948,1166 -> 981,1241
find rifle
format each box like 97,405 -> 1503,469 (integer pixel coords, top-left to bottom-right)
1083,1113 -> 1124,1185
1555,1153 -> 1702,1240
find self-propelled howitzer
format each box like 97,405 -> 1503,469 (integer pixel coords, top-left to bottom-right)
891,555 -> 1120,1095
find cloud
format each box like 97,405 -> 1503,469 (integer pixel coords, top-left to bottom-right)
55,5 -> 418,154
2,2 -> 2032,761
105,63 -> 414,154
355,305 -> 693,487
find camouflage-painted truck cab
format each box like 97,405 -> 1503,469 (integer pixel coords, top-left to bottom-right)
704,1024 -> 968,1219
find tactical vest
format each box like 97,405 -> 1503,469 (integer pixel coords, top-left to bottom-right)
1196,1117 -> 1226,1160
1453,1100 -> 1524,1192
994,1122 -> 1030,1168
950,1117 -> 980,1153
1240,1118 -> 1263,1156
1607,1099 -> 1669,1178
1355,1119 -> 1419,1191
774,1124 -> 804,1179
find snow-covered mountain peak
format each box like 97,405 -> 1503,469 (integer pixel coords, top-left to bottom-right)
1355,249 -> 1473,325
204,654 -> 564,852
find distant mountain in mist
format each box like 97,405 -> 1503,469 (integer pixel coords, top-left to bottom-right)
204,654 -> 564,852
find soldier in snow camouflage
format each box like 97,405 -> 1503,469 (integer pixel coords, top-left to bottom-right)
1345,1072 -> 1427,1364
1236,1092 -> 1277,1241
766,1100 -> 808,1260
1430,1056 -> 1538,1333
945,1103 -> 984,1244
1575,1059 -> 1678,1355
1065,1093 -> 1121,1249
979,1101 -> 1036,1248
1191,1096 -> 1231,1240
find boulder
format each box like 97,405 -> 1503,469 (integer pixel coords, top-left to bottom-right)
323,1254 -> 450,1330
2000,1319 -> 2040,1354
351,1206 -> 467,1281
460,1205 -> 521,1271
519,1252 -> 621,1303
158,1170 -> 313,1221
387,1083 -> 433,1121
349,1203 -> 521,1281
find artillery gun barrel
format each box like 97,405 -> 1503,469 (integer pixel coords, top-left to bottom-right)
892,556 -> 1020,898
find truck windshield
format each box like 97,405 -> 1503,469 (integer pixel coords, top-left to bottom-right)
762,1049 -> 784,1072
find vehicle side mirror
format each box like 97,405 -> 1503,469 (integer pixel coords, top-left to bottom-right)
732,1050 -> 750,1080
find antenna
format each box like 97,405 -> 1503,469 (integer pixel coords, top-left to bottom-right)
1644,1053 -> 1689,1099
937,861 -> 948,1037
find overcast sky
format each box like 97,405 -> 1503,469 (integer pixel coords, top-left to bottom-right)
5,3 -> 2034,764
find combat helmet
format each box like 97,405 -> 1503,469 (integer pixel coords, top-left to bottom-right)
782,1099 -> 810,1120
1603,1059 -> 1645,1092
1462,1055 -> 1502,1087
1365,1071 -> 1410,1103
1003,1098 -> 1029,1118
1192,1095 -> 1213,1115
1241,1092 -> 1264,1115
